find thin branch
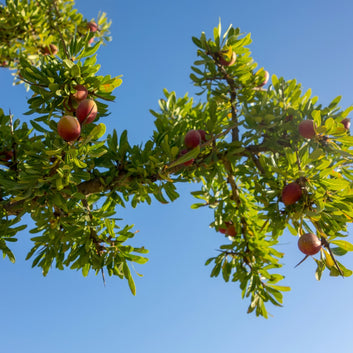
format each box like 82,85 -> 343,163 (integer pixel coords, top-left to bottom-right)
50,0 -> 70,59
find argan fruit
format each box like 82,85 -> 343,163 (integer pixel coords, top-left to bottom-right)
218,51 -> 237,67
76,99 -> 98,124
298,233 -> 321,255
72,84 -> 88,102
298,120 -> 316,139
225,225 -> 237,237
184,129 -> 201,149
87,21 -> 98,32
341,118 -> 351,130
256,70 -> 269,88
57,115 -> 81,142
281,182 -> 302,206
198,129 -> 207,142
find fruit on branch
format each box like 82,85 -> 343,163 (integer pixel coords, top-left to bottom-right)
298,119 -> 316,139
256,70 -> 269,88
87,21 -> 98,32
0,150 -> 13,161
298,233 -> 322,255
341,118 -> 351,130
180,149 -> 194,166
57,115 -> 81,142
72,84 -> 88,102
218,222 -> 236,237
281,182 -> 302,206
225,224 -> 237,237
41,44 -> 58,56
198,129 -> 207,142
184,129 -> 201,149
76,99 -> 98,124
218,51 -> 237,67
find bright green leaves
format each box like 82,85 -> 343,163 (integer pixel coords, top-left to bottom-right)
190,22 -> 257,101
27,196 -> 148,285
0,214 -> 24,263
99,76 -> 123,93
185,22 -> 353,318
206,233 -> 289,319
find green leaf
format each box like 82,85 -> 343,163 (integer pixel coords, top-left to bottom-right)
153,187 -> 169,204
330,240 -> 353,252
266,284 -> 291,292
168,146 -> 200,168
99,76 -> 122,93
82,263 -> 90,277
83,123 -> 106,144
30,120 -> 49,133
73,158 -> 87,168
123,262 -> 136,295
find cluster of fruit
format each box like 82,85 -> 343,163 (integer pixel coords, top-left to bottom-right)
281,117 -> 350,256
57,85 -> 98,142
38,21 -> 100,143
213,116 -> 351,257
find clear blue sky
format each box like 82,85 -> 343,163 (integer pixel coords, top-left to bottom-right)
1,0 -> 353,352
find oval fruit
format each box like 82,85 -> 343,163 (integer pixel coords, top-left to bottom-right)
57,115 -> 81,142
341,118 -> 351,130
72,84 -> 88,102
256,70 -> 269,88
184,129 -> 201,149
76,99 -> 98,124
218,51 -> 237,67
298,233 -> 321,255
281,182 -> 302,206
298,120 -> 316,139
87,21 -> 98,32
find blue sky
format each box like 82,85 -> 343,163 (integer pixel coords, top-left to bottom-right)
1,0 -> 353,352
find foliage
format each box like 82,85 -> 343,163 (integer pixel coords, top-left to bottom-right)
0,1 -> 352,318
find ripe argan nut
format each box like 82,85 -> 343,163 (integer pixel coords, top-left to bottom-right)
281,182 -> 302,206
225,225 -> 237,237
57,115 -> 81,142
76,99 -> 98,124
184,129 -> 201,149
72,84 -> 88,102
341,118 -> 351,130
298,233 -> 321,255
218,51 -> 237,67
87,21 -> 98,32
198,129 -> 207,142
256,70 -> 269,88
298,119 -> 316,139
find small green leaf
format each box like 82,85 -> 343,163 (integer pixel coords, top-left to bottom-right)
123,262 -> 136,295
82,263 -> 90,277
83,123 -> 106,144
